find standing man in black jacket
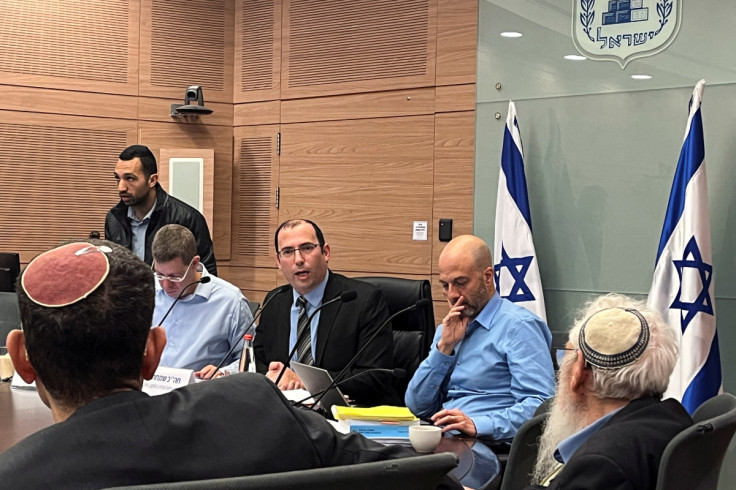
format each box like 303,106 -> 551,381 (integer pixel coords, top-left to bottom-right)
104,145 -> 217,275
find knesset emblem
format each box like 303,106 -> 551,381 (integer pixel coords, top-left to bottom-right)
572,0 -> 682,68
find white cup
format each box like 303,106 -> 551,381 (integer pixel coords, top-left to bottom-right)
0,348 -> 14,380
409,425 -> 442,453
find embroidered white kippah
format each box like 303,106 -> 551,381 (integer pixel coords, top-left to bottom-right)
579,307 -> 650,369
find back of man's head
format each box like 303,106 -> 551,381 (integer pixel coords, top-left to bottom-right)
152,224 -> 197,264
17,240 -> 155,408
568,293 -> 678,400
119,144 -> 157,178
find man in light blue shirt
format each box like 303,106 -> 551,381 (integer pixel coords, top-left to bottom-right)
151,225 -> 253,377
405,235 -> 555,440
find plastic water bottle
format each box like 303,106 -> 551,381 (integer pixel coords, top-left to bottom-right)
240,334 -> 257,373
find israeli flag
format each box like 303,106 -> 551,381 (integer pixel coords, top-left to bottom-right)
647,80 -> 722,414
493,101 -> 547,322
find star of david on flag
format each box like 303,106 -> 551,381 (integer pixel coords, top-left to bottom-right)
647,79 -> 722,414
493,101 -> 547,322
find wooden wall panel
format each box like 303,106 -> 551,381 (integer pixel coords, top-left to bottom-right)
233,100 -> 281,127
436,0 -> 478,86
219,265 -> 282,305
436,84 -> 476,113
235,0 -> 282,103
279,116 -> 435,275
0,112 -> 137,262
0,0 -> 138,95
281,0 -> 436,99
137,122 -> 234,261
140,0 -> 234,102
231,125 -> 280,268
431,110 -> 476,320
281,88 -> 435,124
0,86 -> 138,120
1,0 -> 481,308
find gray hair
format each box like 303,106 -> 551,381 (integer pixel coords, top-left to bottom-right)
568,294 -> 678,400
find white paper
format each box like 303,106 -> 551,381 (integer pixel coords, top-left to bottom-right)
413,221 -> 428,241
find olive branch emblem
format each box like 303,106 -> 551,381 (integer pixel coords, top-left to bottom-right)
580,0 -> 595,42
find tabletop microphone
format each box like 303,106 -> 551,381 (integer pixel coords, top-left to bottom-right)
292,367 -> 406,408
154,275 -> 211,326
205,284 -> 291,380
274,290 -> 358,386
309,298 -> 432,410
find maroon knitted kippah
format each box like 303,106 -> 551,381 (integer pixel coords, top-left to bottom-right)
22,242 -> 111,307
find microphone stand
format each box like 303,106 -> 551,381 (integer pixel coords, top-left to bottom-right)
310,299 -> 431,410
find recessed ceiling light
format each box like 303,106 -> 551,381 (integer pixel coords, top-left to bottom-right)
500,31 -> 523,38
564,54 -> 587,61
631,74 -> 652,80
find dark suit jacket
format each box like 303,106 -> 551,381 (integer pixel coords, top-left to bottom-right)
255,272 -> 397,406
528,397 -> 692,490
0,374 -> 418,490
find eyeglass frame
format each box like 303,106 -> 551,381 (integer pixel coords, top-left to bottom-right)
553,346 -> 577,367
151,257 -> 195,282
276,242 -> 321,260
553,345 -> 593,370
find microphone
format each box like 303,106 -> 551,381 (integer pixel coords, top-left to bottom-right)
273,290 -> 358,386
310,298 -> 432,410
292,368 -> 406,408
154,275 -> 212,326
205,285 -> 291,380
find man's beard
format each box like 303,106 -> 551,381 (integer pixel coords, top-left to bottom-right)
531,368 -> 587,485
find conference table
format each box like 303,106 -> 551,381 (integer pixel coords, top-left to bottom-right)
0,381 -> 501,489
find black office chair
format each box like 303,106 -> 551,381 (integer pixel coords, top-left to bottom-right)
534,396 -> 554,417
655,392 -> 736,490
550,331 -> 570,370
104,452 -> 458,490
354,276 -> 435,402
247,301 -> 260,317
0,292 -> 21,345
0,252 -> 20,293
497,411 -> 549,490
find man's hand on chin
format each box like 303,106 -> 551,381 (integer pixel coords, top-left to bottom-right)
437,296 -> 470,355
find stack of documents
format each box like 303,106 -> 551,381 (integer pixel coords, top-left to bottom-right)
332,405 -> 419,445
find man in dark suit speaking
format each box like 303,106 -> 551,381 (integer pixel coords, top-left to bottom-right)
255,219 -> 396,406
0,240 -> 422,489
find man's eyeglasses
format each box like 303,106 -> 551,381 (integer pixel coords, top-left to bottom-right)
554,347 -> 576,366
277,243 -> 320,260
152,257 -> 194,282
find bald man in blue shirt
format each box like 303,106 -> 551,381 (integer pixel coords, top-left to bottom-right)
406,235 -> 555,440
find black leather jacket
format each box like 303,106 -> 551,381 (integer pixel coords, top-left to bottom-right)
104,183 -> 217,275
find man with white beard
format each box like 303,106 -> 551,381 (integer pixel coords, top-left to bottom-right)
528,294 -> 692,489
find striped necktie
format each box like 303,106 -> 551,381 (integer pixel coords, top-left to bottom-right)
295,295 -> 314,365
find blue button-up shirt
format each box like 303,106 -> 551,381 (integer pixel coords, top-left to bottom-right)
154,265 -> 253,372
555,407 -> 623,463
405,292 -> 555,440
127,199 -> 156,261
